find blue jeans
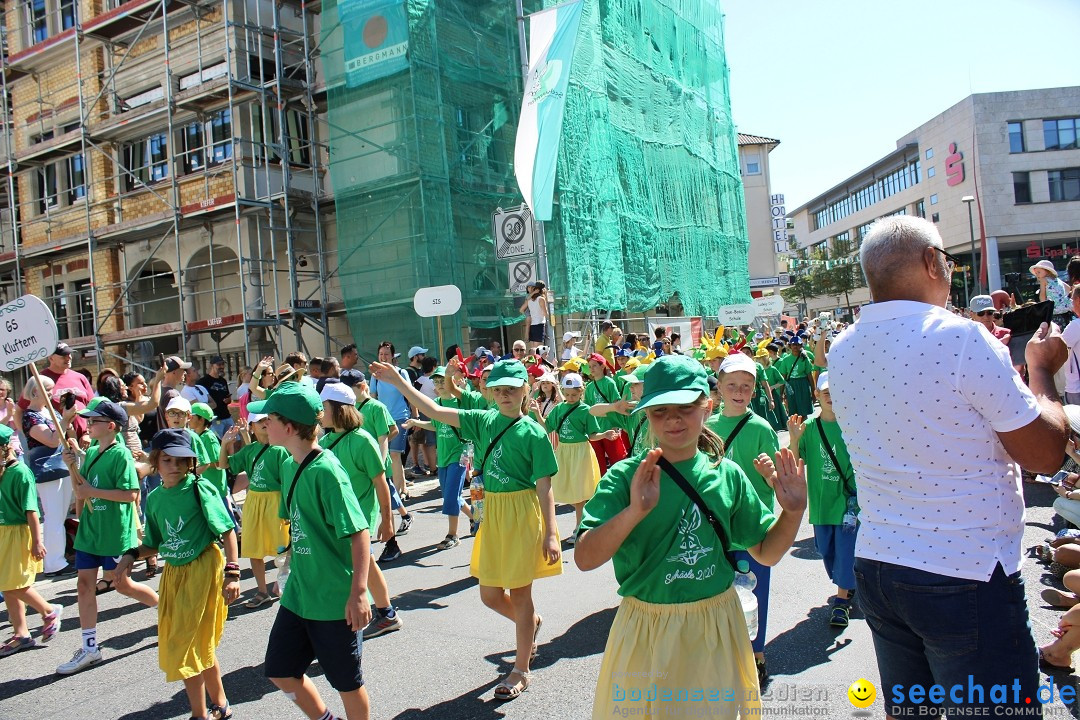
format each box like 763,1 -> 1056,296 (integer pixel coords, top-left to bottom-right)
854,559 -> 1040,718
732,550 -> 771,654
211,417 -> 234,439
141,472 -> 162,523
387,473 -> 404,511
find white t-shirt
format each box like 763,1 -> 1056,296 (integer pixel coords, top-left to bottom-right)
828,300 -> 1041,582
416,374 -> 436,400
1062,317 -> 1080,394
179,384 -> 210,405
561,345 -> 582,362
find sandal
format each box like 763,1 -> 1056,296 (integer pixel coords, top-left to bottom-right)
40,605 -> 63,643
145,559 -> 158,579
531,614 -> 543,658
1042,588 -> 1079,608
493,668 -> 530,701
209,702 -> 233,720
244,591 -> 273,609
95,579 -> 114,596
0,635 -> 36,657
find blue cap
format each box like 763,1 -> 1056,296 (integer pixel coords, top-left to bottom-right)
150,429 -> 197,458
338,368 -> 366,387
615,348 -> 631,358
79,399 -> 128,428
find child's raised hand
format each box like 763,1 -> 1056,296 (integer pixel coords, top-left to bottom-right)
369,362 -> 404,387
629,448 -> 663,516
787,415 -> 806,441
760,448 -> 807,514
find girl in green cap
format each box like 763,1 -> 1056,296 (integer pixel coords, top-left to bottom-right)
0,424 -> 63,656
575,354 -> 806,718
370,358 -> 560,702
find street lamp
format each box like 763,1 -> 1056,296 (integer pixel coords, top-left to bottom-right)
961,195 -> 979,295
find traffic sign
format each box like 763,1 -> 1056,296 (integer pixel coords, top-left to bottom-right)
413,285 -> 463,318
493,205 -> 536,259
508,259 -> 538,293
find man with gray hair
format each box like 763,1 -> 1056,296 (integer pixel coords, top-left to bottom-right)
828,216 -> 1068,716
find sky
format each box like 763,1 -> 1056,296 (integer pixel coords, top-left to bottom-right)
722,0 -> 1080,210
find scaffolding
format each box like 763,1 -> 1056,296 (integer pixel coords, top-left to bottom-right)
0,0 -> 343,373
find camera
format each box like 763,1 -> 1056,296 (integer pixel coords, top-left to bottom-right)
60,390 -> 76,410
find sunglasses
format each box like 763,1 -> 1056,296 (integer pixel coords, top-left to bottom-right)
931,246 -> 961,274
977,310 -> 995,317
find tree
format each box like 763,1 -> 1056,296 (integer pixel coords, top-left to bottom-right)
819,237 -> 865,311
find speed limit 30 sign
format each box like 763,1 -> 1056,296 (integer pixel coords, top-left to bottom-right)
493,205 -> 535,260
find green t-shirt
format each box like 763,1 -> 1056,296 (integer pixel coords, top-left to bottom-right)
798,418 -> 855,526
196,429 -> 227,498
0,462 -> 39,525
74,441 -> 140,557
544,402 -> 602,444
434,395 -> 469,467
585,376 -> 630,431
457,387 -> 487,410
764,365 -> 784,389
705,411 -> 780,509
580,451 -> 775,604
320,428 -> 384,532
279,450 -> 367,621
228,442 -> 290,493
357,397 -> 395,478
457,409 -> 559,492
142,475 -> 235,566
774,351 -> 816,380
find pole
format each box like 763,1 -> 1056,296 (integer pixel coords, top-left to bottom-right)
28,363 -> 89,508
437,316 -> 445,361
965,199 -> 980,296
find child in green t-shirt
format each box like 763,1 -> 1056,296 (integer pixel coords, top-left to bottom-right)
576,355 -> 806,718
788,371 -> 858,629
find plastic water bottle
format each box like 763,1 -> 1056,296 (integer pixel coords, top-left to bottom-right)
459,442 -> 474,469
733,560 -> 758,641
470,473 -> 485,525
842,495 -> 859,533
275,549 -> 291,594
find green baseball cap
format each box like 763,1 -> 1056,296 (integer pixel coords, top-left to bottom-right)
190,402 -> 214,422
633,355 -> 709,414
431,365 -> 447,378
0,424 -> 13,445
84,396 -> 105,412
247,383 -> 323,425
485,360 -> 528,388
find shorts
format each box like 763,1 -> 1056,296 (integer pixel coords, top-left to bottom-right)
265,605 -> 364,692
74,550 -> 119,571
813,523 -> 857,591
423,430 -> 436,447
438,464 -> 467,516
528,323 -> 546,343
388,420 -> 408,454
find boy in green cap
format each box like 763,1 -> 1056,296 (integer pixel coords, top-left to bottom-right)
250,384 -> 372,720
190,402 -> 228,502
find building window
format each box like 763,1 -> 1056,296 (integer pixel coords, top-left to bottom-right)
36,164 -> 58,214
180,109 -> 232,174
929,194 -> 938,205
182,122 -> 204,173
1049,168 -> 1080,202
1044,118 -> 1079,151
209,109 -> 232,164
1008,121 -> 1025,153
59,0 -> 77,30
915,200 -> 925,218
743,152 -> 761,176
254,108 -> 311,166
49,286 -> 69,340
931,213 -> 940,223
927,166 -> 936,178
66,154 -> 85,203
72,279 -> 94,337
124,132 -> 169,190
925,148 -> 933,159
1013,172 -> 1031,204
811,158 -> 921,230
26,0 -> 48,44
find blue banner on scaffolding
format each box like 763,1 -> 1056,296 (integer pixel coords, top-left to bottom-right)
341,0 -> 409,88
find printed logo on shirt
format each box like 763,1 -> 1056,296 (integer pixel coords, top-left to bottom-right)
88,471 -> 108,512
291,507 -> 310,554
818,440 -> 840,483
252,459 -> 266,489
665,505 -> 717,584
486,445 -> 510,486
160,515 -> 196,561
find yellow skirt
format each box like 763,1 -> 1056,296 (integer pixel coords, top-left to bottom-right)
241,490 -> 290,559
0,524 -> 42,592
470,488 -> 562,589
593,590 -> 760,719
158,544 -> 227,682
551,440 -> 601,505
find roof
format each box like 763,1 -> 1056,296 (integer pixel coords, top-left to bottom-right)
737,133 -> 780,147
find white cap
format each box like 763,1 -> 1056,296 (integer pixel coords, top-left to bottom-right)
561,373 -> 584,389
320,382 -> 357,406
247,413 -> 268,423
537,372 -> 558,385
1065,405 -> 1080,435
718,353 -> 757,377
816,372 -> 830,392
562,331 -> 582,343
166,396 -> 192,413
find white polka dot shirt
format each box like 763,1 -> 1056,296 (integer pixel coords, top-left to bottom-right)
828,301 -> 1041,581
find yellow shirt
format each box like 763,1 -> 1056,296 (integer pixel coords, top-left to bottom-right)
595,334 -> 614,365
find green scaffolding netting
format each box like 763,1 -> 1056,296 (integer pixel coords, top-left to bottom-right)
321,0 -> 748,353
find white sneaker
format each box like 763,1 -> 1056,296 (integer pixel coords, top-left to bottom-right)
56,647 -> 103,675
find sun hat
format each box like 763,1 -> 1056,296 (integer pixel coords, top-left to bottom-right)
150,428 -> 197,458
431,365 -> 447,378
634,355 -> 710,414
621,370 -> 643,385
718,353 -> 757,377
319,380 -> 357,406
968,295 -> 995,313
485,360 -> 529,388
189,402 -> 214,422
338,368 -> 366,387
537,372 -> 558,385
1065,405 -> 1080,436
164,356 -> 191,372
561,373 -> 584,389
248,382 -> 323,425
165,396 -> 192,413
817,372 -> 830,392
1030,260 -> 1058,277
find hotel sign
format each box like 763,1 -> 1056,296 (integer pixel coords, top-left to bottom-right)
771,194 -> 790,255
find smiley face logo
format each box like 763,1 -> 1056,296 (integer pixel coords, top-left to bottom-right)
848,679 -> 876,709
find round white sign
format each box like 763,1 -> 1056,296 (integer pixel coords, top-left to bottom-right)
0,295 -> 60,371
413,285 -> 463,318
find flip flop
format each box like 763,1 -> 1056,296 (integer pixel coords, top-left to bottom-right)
1039,648 -> 1075,674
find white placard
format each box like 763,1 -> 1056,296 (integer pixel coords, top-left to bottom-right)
493,205 -> 536,260
0,295 -> 60,371
508,259 -> 538,293
753,294 -> 785,315
717,304 -> 757,326
413,285 -> 463,318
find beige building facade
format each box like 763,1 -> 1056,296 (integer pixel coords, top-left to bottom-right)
788,86 -> 1080,314
738,132 -> 788,297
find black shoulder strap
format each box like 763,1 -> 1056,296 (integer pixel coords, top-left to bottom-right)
285,448 -> 324,513
630,416 -> 647,453
325,432 -> 350,453
250,443 -> 270,471
356,398 -> 369,411
82,442 -> 115,479
815,420 -> 855,497
656,456 -> 735,571
554,404 -> 585,436
592,379 -> 613,404
724,414 -> 753,449
479,416 -> 523,474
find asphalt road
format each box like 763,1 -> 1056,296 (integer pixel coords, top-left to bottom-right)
2,450 -> 1079,719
